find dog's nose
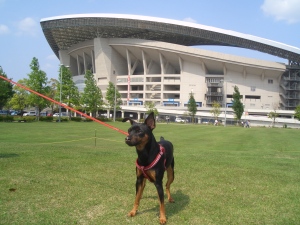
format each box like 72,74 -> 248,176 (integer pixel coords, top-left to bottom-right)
125,136 -> 131,141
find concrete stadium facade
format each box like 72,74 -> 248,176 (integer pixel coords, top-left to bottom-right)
40,14 -> 300,127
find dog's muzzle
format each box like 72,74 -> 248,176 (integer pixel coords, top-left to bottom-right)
125,136 -> 130,141
125,136 -> 131,143
125,136 -> 135,146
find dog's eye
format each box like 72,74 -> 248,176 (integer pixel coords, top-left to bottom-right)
134,128 -> 143,133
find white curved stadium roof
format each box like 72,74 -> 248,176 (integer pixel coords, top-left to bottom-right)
40,13 -> 300,63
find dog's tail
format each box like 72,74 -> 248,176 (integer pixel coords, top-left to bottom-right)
160,136 -> 165,141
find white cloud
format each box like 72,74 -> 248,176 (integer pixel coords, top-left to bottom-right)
46,54 -> 58,61
15,17 -> 38,36
42,55 -> 60,78
183,17 -> 197,23
43,63 -> 54,70
261,0 -> 300,24
0,24 -> 9,34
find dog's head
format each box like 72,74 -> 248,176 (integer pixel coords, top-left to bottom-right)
122,112 -> 156,149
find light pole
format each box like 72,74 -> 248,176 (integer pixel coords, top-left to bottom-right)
59,65 -> 69,122
113,84 -> 116,122
59,65 -> 63,122
221,79 -> 232,127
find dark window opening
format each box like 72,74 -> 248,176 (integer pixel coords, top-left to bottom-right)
245,95 -> 261,99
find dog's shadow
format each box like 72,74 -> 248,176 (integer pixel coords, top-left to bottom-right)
138,189 -> 189,217
165,189 -> 190,217
0,153 -> 19,158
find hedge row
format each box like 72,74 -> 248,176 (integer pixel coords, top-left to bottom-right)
0,115 -> 14,122
0,115 -> 117,123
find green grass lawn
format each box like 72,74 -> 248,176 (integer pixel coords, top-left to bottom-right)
1,121 -> 299,225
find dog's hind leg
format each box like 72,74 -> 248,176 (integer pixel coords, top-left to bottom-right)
165,159 -> 175,203
128,174 -> 146,217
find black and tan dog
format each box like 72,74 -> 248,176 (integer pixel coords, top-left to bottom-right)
122,112 -> 175,224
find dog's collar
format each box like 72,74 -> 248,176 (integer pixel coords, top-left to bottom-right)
136,144 -> 166,181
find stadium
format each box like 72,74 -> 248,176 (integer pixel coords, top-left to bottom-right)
40,14 -> 300,127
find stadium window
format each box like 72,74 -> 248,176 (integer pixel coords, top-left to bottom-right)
268,79 -> 273,84
251,86 -> 256,92
245,95 -> 261,100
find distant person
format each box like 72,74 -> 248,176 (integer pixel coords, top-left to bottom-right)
245,120 -> 250,128
166,116 -> 169,124
214,119 -> 218,126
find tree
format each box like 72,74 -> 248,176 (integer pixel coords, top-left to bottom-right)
232,85 -> 244,123
81,70 -> 103,117
0,66 -> 14,110
144,101 -> 159,118
9,79 -> 29,116
46,78 -> 59,115
210,101 -> 221,120
268,103 -> 279,127
105,81 -> 122,113
268,111 -> 279,127
294,105 -> 300,121
187,92 -> 197,123
26,57 -> 49,119
57,65 -> 80,118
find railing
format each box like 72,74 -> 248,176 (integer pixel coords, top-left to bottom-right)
207,82 -> 223,87
206,92 -> 223,96
280,101 -> 298,107
279,93 -> 299,99
280,84 -> 299,90
150,84 -> 161,91
206,100 -> 223,104
150,93 -> 161,99
283,76 -> 300,81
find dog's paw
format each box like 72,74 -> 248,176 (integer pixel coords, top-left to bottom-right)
128,210 -> 137,217
159,217 -> 167,224
168,198 -> 175,203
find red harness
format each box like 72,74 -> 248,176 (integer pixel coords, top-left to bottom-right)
136,145 -> 166,181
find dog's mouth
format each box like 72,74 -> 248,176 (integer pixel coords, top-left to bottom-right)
125,141 -> 136,146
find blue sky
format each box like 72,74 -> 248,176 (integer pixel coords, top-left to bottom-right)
1,0 -> 300,82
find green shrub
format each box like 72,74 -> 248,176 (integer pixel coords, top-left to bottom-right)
71,117 -> 82,122
55,117 -> 69,122
63,117 -> 69,121
39,116 -> 54,122
4,116 -> 14,122
96,116 -> 105,121
23,116 -> 36,122
0,115 -> 14,122
13,116 -> 25,122
96,117 -> 112,122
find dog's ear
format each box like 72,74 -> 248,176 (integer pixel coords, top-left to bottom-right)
145,112 -> 156,130
122,118 -> 136,125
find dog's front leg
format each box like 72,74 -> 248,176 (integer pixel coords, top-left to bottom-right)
128,174 -> 146,217
155,181 -> 167,224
